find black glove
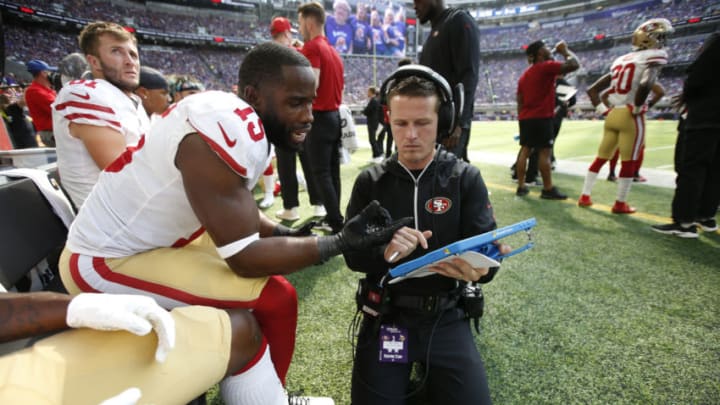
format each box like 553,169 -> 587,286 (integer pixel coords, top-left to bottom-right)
318,200 -> 412,261
273,221 -> 317,237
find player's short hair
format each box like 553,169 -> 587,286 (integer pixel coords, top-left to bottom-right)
298,2 -> 326,26
238,42 -> 311,91
386,76 -> 441,113
526,40 -> 545,59
79,21 -> 137,57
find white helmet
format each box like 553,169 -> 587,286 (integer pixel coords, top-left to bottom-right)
632,18 -> 674,51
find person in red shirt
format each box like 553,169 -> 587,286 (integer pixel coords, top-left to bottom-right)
24,59 -> 58,146
515,40 -> 578,199
298,1 -> 346,233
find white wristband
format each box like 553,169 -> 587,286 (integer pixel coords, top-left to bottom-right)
595,103 -> 609,116
216,233 -> 259,259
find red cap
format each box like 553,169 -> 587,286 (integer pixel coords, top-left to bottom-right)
270,17 -> 297,36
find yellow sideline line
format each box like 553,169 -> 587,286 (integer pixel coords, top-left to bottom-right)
485,181 -> 672,224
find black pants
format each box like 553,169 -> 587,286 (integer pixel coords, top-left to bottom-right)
351,308 -> 492,405
445,127 -> 471,162
671,125 -> 720,223
377,124 -> 393,158
306,110 -> 343,230
368,119 -> 382,158
275,147 -> 322,209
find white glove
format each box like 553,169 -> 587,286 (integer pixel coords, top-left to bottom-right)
67,293 -> 176,362
99,388 -> 142,405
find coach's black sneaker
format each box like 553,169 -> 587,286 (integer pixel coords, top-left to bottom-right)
516,186 -> 529,196
540,187 -> 567,200
651,223 -> 698,238
695,218 -> 718,232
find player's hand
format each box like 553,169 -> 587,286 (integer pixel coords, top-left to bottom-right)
67,293 -> 176,363
340,200 -> 413,252
595,103 -> 609,117
441,126 -> 462,150
629,103 -> 648,116
98,388 -> 142,405
384,226 -> 433,263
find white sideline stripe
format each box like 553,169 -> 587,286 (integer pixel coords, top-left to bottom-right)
75,254 -> 187,309
466,151 -> 677,189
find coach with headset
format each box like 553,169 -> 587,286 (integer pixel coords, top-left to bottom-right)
343,65 -> 510,404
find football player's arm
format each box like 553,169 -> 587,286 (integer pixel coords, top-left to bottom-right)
176,133 -> 323,277
587,73 -> 612,115
647,82 -> 665,109
452,12 -> 480,128
634,64 -> 661,108
69,122 -> 128,169
0,291 -> 70,343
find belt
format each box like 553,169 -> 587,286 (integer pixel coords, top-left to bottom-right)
392,294 -> 458,313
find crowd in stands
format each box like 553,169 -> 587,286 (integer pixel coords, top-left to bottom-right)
478,0 -> 719,51
2,0 -> 712,110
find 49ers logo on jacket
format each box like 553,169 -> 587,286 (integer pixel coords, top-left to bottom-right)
425,197 -> 452,214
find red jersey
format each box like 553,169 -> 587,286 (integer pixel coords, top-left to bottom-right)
25,80 -> 57,131
301,36 -> 344,111
517,60 -> 562,120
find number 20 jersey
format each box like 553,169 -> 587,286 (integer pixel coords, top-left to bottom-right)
606,49 -> 668,108
67,91 -> 272,258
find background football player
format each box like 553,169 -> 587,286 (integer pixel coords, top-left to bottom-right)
579,18 -> 673,213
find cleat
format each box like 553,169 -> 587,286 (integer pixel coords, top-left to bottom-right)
516,186 -> 529,196
611,201 -> 636,214
540,187 -> 567,200
578,194 -> 593,207
695,218 -> 718,232
274,181 -> 282,196
607,173 -> 617,182
276,207 -> 300,221
651,223 -> 698,238
313,219 -> 334,233
312,205 -> 327,218
633,175 -> 647,183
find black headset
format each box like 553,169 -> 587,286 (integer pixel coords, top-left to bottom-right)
379,64 -> 464,142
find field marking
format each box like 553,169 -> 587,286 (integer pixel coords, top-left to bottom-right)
486,181 -> 672,224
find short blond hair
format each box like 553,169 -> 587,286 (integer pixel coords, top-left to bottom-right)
79,21 -> 137,57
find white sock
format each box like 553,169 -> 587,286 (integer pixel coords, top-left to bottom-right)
616,177 -> 633,202
220,348 -> 286,405
263,175 -> 275,195
581,171 -> 598,196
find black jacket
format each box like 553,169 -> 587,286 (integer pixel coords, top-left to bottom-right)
362,96 -> 382,128
684,32 -> 720,130
344,149 -> 497,296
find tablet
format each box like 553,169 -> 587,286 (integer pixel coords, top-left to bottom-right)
387,217 -> 536,283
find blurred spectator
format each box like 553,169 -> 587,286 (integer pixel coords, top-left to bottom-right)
135,66 -> 170,118
0,89 -> 38,149
326,0 -> 354,54
24,59 -> 58,146
352,3 -> 373,55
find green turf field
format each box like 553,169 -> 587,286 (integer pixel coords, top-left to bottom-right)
210,120 -> 719,405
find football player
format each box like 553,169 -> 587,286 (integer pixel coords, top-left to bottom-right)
58,42 -> 405,405
53,21 -> 150,209
579,18 -> 673,213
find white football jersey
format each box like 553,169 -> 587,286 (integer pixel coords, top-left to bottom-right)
606,49 -> 668,108
53,79 -> 150,208
66,91 -> 272,258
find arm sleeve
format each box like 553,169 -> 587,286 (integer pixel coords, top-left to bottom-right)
342,171 -> 389,275
450,11 -> 480,128
54,82 -> 123,133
